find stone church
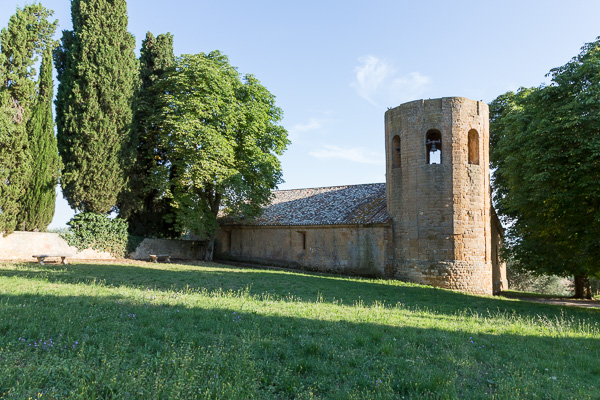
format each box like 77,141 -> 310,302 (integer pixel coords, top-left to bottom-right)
215,97 -> 507,295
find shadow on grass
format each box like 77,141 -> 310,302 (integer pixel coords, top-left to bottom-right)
0,288 -> 599,399
0,261 -> 599,321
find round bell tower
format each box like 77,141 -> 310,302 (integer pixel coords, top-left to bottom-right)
385,97 -> 493,295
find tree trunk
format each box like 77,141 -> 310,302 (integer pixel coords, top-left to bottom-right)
204,237 -> 215,261
574,274 -> 593,299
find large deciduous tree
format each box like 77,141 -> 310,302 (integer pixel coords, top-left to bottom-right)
0,4 -> 56,233
54,0 -> 138,214
119,32 -> 178,237
156,51 -> 289,258
490,38 -> 600,298
21,47 -> 59,231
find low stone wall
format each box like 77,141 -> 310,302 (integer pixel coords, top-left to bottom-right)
131,238 -> 207,261
0,232 -> 208,263
0,231 -> 113,261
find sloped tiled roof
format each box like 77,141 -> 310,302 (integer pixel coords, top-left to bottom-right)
225,183 -> 391,226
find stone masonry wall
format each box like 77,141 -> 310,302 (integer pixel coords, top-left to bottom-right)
0,232 -> 207,263
451,99 -> 490,265
491,211 -> 508,293
385,97 -> 493,295
396,260 -> 492,296
0,231 -> 113,261
215,224 -> 392,278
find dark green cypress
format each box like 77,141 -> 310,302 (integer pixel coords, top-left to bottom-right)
55,0 -> 138,214
120,32 -> 178,237
0,5 -> 56,233
0,84 -> 25,233
21,48 -> 59,231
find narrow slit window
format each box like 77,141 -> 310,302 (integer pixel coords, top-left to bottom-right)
468,129 -> 479,165
426,130 -> 442,164
298,231 -> 307,250
392,135 -> 401,169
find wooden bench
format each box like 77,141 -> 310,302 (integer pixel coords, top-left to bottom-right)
32,254 -> 70,265
149,254 -> 171,263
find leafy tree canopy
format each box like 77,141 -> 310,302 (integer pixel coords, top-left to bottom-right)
120,31 -> 177,237
490,38 -> 600,298
155,51 -> 289,258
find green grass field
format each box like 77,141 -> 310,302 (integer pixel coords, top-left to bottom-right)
0,261 -> 598,399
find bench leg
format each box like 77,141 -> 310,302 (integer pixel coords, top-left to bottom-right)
165,256 -> 171,263
61,257 -> 68,265
37,257 -> 45,266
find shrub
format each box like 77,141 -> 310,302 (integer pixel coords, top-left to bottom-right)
61,213 -> 129,258
507,262 -> 572,296
591,278 -> 600,297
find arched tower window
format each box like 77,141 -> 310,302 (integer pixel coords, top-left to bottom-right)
426,130 -> 442,164
392,135 -> 401,169
468,129 -> 479,165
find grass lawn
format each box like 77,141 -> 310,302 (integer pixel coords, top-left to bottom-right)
0,260 -> 598,399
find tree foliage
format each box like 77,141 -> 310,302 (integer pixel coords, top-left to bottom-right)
120,32 -> 177,237
0,86 -> 23,233
155,51 -> 289,258
21,47 -> 59,231
490,38 -> 600,298
0,4 -> 56,233
54,0 -> 138,214
1,4 -> 56,111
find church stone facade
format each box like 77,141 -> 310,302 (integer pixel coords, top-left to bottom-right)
215,97 -> 507,295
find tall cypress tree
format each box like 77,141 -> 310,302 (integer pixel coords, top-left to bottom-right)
55,0 -> 138,214
0,5 -> 56,233
120,31 -> 178,237
21,48 -> 59,231
0,80 -> 24,233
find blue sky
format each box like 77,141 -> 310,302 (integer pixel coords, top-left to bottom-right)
2,0 -> 600,229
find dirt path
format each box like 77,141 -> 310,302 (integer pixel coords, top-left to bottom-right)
501,293 -> 600,309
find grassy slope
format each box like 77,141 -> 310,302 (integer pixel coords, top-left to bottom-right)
0,261 -> 598,399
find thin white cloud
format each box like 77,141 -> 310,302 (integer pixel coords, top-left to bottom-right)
309,145 -> 384,165
287,117 -> 325,141
351,55 -> 432,108
350,55 -> 394,106
291,118 -> 321,133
